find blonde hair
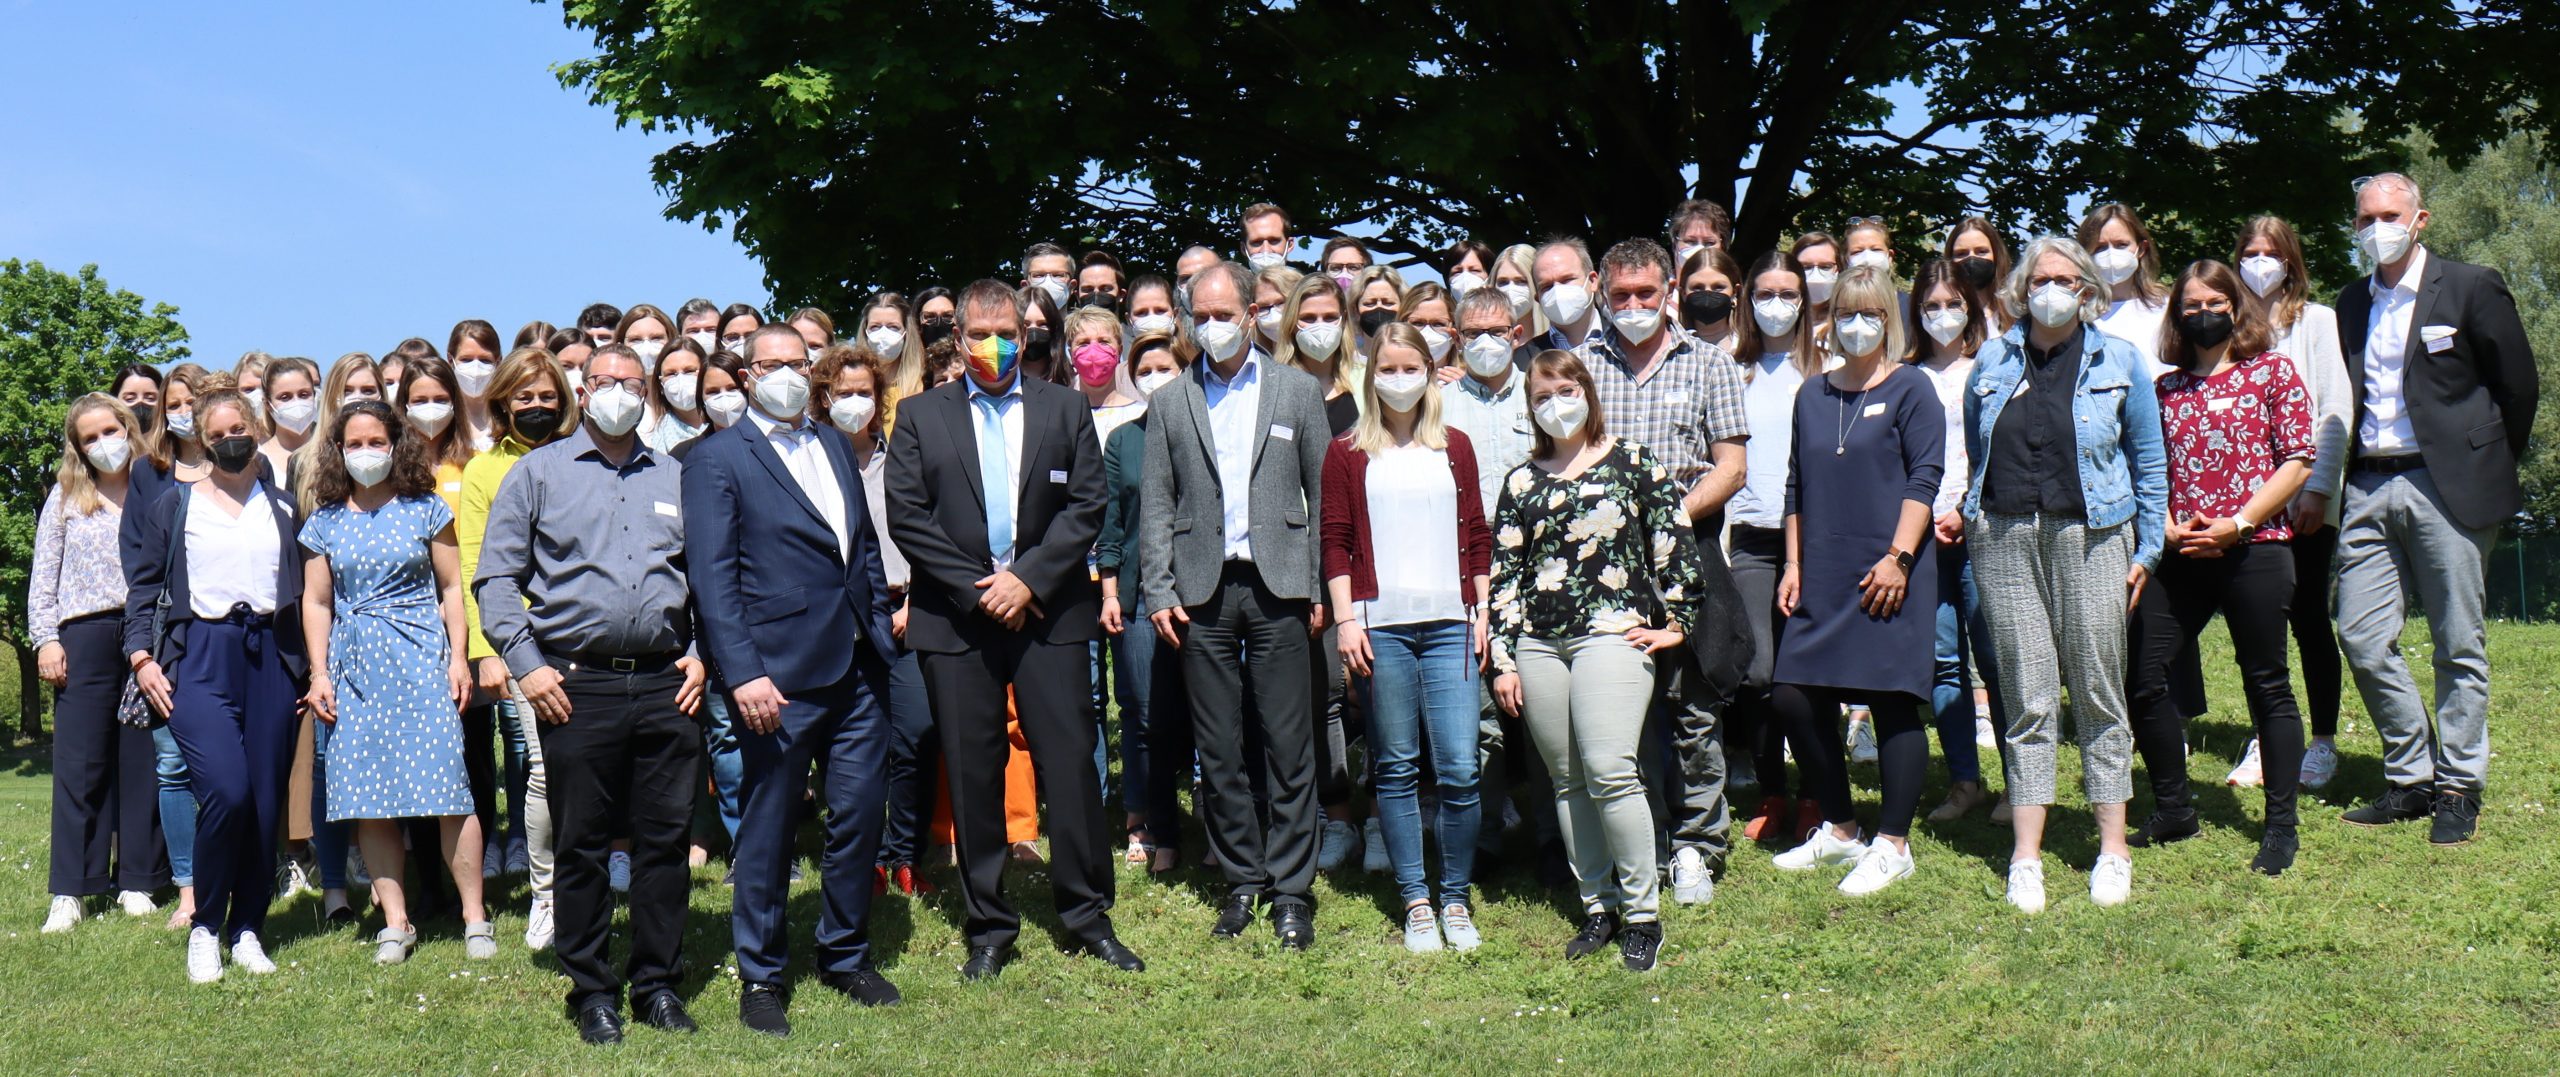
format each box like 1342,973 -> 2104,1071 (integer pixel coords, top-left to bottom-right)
2075,202 -> 2167,304
1351,323 -> 1448,455
55,394 -> 138,516
1498,243 -> 1549,337
1274,273 -> 1358,398
1399,282 -> 1453,324
294,353 -> 381,512
1062,305 -> 1125,352
1348,265 -> 1408,312
1827,265 -> 1909,363
487,346 -> 580,446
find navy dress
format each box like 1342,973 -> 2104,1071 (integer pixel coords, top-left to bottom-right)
1771,363 -> 1944,700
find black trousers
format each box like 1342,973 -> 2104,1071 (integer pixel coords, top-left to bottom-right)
875,648 -> 939,867
2289,525 -> 2344,737
922,633 -> 1116,950
1181,561 -> 1319,908
2127,543 -> 2303,828
1773,685 -> 1928,839
49,614 -> 165,895
538,663 -> 701,1010
1724,527 -> 1789,802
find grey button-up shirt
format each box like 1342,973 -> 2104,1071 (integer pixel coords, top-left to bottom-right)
473,424 -> 691,678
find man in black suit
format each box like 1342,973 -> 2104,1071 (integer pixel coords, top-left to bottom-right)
885,279 -> 1139,979
2332,171 -> 2538,847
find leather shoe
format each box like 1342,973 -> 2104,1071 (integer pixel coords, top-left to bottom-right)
892,863 -> 933,896
738,982 -> 790,1038
823,968 -> 903,1007
1211,893 -> 1257,938
1077,935 -> 1146,972
2126,810 -> 2200,848
1273,905 -> 1314,951
573,999 -> 624,1045
960,943 -> 1016,981
635,991 -> 695,1034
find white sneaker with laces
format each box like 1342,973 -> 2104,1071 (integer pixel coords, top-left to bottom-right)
1975,715 -> 1998,750
524,896 -> 556,950
117,889 -> 157,917
2089,853 -> 2133,908
1362,818 -> 1389,873
2225,738 -> 2265,787
2300,739 -> 2341,789
1316,816 -> 1357,871
42,895 -> 82,934
230,930 -> 278,974
1847,714 -> 1879,764
1771,825 -> 1863,872
1402,904 -> 1443,953
1838,838 -> 1914,896
608,850 -> 632,893
1441,904 -> 1481,952
2006,860 -> 2047,914
1670,847 -> 1715,905
186,925 -> 224,983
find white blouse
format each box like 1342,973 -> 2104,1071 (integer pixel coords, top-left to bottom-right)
1360,444 -> 1467,629
185,482 -> 285,618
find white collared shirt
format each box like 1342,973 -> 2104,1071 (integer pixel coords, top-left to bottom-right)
185,481 -> 284,618
966,378 -> 1028,569
2360,244 -> 2430,456
748,407 -> 850,559
1439,370 -> 1532,518
1201,350 -> 1265,562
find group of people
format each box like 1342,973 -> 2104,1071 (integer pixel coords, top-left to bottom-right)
29,170 -> 2533,1043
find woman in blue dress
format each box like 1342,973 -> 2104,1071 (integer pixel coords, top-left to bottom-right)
297,401 -> 486,964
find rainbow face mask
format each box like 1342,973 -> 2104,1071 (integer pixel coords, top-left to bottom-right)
969,334 -> 1021,390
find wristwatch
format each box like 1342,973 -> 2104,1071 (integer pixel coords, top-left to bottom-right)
2233,517 -> 2259,541
1889,547 -> 1916,571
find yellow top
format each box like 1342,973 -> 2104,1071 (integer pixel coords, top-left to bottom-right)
456,438 -> 531,661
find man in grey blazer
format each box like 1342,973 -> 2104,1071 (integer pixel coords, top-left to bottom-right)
1139,259 -> 1332,949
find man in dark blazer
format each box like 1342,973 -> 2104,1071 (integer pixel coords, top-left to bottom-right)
683,324 -> 903,1033
2332,171 -> 2539,847
1138,260 -> 1333,949
885,279 -> 1139,980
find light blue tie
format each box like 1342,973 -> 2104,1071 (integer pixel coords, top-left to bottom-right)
975,393 -> 1013,563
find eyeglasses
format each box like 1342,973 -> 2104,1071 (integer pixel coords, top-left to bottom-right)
2029,274 -> 2085,289
586,375 -> 648,396
748,358 -> 810,377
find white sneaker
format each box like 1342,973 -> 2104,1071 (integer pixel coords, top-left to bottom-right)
42,895 -> 81,934
1975,715 -> 1998,750
2300,739 -> 2341,789
2006,860 -> 2047,915
2089,853 -> 2133,908
524,896 -> 556,951
1316,817 -> 1357,871
1362,818 -> 1389,873
276,855 -> 314,898
1772,825 -> 1863,872
186,925 -> 224,983
230,930 -> 278,974
1670,847 -> 1715,906
2225,738 -> 2265,787
117,889 -> 157,917
1401,904 -> 1443,953
1847,714 -> 1879,764
1441,903 -> 1481,952
1838,838 -> 1914,896
608,850 -> 632,893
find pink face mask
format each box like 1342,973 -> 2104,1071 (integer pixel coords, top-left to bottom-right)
1072,342 -> 1121,387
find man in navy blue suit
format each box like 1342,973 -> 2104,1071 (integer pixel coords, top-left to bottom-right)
682,323 -> 904,1035
886,280 -> 1139,981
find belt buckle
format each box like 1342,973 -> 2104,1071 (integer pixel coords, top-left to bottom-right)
610,656 -> 638,672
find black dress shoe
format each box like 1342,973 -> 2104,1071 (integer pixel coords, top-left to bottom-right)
1564,910 -> 1618,961
2251,825 -> 2299,876
1273,905 -> 1314,951
738,982 -> 791,1038
1077,935 -> 1146,972
634,990 -> 696,1033
574,999 -> 624,1045
960,943 -> 1017,981
2126,810 -> 2201,848
2429,790 -> 2481,846
1211,893 -> 1257,938
823,968 -> 903,1007
1617,921 -> 1662,972
2343,783 -> 2437,827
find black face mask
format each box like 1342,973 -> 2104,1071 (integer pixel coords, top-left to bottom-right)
512,405 -> 565,443
1955,256 -> 1997,292
2179,310 -> 2235,349
210,435 -> 258,474
920,317 -> 956,345
1357,309 -> 1396,338
1075,292 -> 1120,313
131,404 -> 157,430
1680,290 -> 1734,328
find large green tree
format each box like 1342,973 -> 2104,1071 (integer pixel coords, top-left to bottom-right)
0,261 -> 190,735
551,0 -> 2557,312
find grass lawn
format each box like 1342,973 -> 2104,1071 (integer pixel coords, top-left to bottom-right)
1,620 -> 2555,1074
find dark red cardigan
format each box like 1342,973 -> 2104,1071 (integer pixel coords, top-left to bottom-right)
1319,427 -> 1495,607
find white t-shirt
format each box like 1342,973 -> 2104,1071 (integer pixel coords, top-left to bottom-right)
185,482 -> 285,618
1360,444 -> 1467,628
1730,350 -> 1807,530
2097,296 -> 2170,378
1917,356 -> 1976,518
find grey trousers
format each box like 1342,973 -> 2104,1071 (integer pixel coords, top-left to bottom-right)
1973,513 -> 2136,807
1517,634 -> 1661,924
2334,467 -> 2496,794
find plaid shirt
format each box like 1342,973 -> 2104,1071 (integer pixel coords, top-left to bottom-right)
1576,325 -> 1749,487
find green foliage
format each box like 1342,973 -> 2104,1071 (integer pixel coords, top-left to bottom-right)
0,260 -> 190,650
547,0 -> 2560,313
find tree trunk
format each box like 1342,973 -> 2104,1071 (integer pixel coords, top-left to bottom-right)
13,639 -> 42,738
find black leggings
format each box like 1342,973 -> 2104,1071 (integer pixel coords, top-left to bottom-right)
2289,526 -> 2343,737
1771,685 -> 1927,839
2127,543 -> 2303,828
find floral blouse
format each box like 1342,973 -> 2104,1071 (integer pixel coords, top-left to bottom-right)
1490,439 -> 1704,674
28,487 -> 127,649
2156,351 -> 2315,542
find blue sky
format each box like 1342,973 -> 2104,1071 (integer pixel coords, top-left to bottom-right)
1,1 -> 767,366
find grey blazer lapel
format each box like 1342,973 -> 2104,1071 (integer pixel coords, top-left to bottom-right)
1185,366 -> 1220,490
1251,359 -> 1286,472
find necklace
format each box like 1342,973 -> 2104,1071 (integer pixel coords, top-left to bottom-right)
1834,382 -> 1869,456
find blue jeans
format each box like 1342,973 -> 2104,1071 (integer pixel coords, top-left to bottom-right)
496,700 -> 530,854
308,718 -> 349,889
703,692 -> 744,844
1363,620 -> 1480,908
1110,598 -> 1188,822
1931,553 -> 1983,785
152,725 -> 198,888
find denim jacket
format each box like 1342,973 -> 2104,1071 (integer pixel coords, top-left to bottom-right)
1961,323 -> 2169,570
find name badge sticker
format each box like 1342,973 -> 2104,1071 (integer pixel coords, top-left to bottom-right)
1862,402 -> 1888,418
1665,391 -> 1692,406
1271,423 -> 1295,441
2208,397 -> 2235,412
654,501 -> 680,518
1049,469 -> 1069,484
2422,325 -> 2458,354
1579,483 -> 1609,496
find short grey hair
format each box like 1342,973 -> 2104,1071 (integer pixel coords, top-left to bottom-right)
1536,237 -> 1594,276
2358,171 -> 2425,211
2000,236 -> 2110,326
1456,285 -> 1517,326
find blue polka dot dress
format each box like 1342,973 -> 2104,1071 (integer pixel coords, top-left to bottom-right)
301,494 -> 474,821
